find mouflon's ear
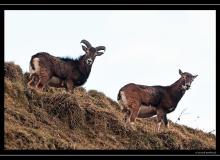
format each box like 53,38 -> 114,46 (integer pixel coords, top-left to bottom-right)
82,45 -> 87,52
193,75 -> 198,79
179,69 -> 183,75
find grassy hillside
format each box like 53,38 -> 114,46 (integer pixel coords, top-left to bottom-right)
4,62 -> 216,150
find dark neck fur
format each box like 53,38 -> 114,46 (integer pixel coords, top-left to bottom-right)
76,55 -> 92,86
60,55 -> 92,86
78,55 -> 91,75
168,77 -> 186,107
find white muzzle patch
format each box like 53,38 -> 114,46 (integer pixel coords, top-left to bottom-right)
86,58 -> 93,65
182,83 -> 191,90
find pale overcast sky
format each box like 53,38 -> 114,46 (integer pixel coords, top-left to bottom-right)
4,10 -> 216,134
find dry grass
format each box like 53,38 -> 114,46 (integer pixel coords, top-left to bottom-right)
4,62 -> 216,150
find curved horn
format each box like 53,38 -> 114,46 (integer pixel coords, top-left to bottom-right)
80,39 -> 92,48
96,46 -> 106,51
